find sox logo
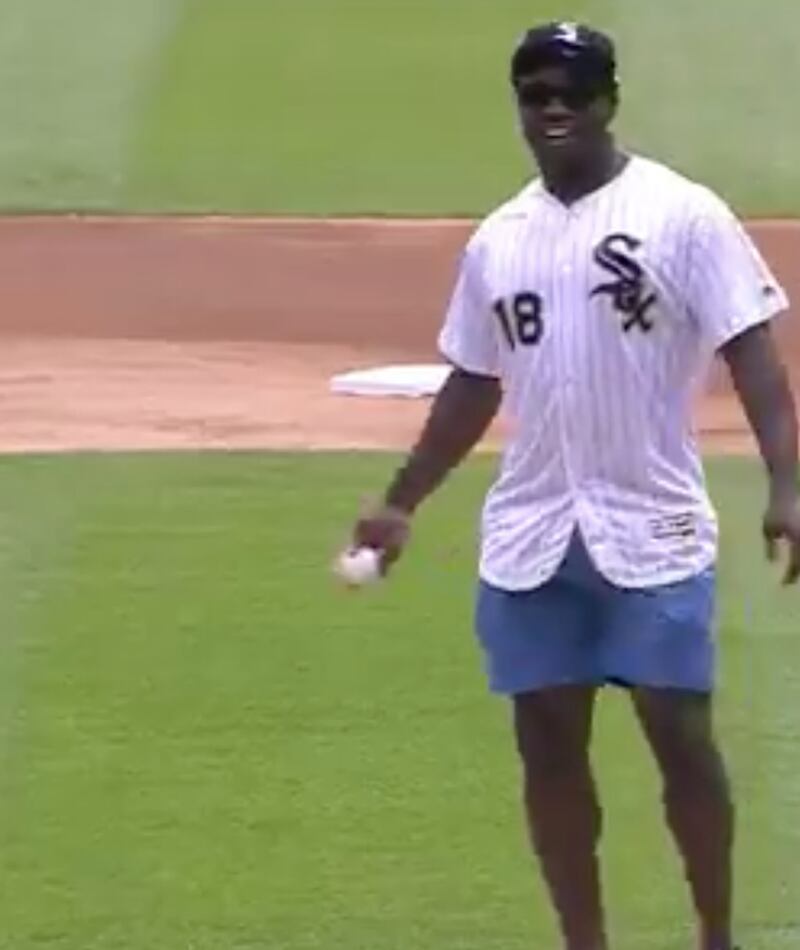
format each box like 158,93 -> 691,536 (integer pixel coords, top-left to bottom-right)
591,233 -> 657,332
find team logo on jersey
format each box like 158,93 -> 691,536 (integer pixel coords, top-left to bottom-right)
590,233 -> 657,332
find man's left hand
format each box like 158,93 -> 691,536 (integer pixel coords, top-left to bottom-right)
763,494 -> 800,585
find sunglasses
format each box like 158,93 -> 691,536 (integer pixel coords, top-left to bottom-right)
515,81 -> 600,110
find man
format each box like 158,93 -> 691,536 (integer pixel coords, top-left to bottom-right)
348,21 -> 799,950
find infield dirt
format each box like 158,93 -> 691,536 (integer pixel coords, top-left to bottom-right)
0,217 -> 797,453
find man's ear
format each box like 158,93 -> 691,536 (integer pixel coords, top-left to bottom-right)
606,81 -> 620,118
598,87 -> 619,126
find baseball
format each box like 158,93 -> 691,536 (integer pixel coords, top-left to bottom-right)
334,546 -> 382,587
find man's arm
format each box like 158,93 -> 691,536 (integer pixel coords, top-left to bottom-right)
385,367 -> 501,512
721,322 -> 800,583
353,367 -> 502,568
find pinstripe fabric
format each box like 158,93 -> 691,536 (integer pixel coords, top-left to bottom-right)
438,156 -> 789,591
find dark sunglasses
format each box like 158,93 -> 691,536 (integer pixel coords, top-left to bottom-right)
515,81 -> 599,110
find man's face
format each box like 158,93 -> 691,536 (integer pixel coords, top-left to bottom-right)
514,63 -> 616,170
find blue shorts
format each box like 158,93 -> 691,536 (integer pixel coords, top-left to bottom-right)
475,532 -> 716,695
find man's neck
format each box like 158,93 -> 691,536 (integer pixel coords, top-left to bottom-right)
540,142 -> 628,206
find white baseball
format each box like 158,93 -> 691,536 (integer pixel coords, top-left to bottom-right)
334,546 -> 382,587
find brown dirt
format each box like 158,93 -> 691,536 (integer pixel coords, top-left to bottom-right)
0,216 -> 797,454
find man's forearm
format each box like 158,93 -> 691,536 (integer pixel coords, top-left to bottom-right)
747,373 -> 799,499
724,326 -> 799,498
385,368 -> 502,513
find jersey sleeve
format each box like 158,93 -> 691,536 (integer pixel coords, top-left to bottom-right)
437,238 -> 501,377
686,191 -> 789,350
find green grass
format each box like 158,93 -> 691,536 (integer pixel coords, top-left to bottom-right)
129,0 -> 800,215
0,0 -> 183,211
2,0 -> 800,213
126,0 -> 586,215
0,451 -> 797,949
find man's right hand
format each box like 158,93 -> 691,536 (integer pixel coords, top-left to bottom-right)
353,504 -> 412,575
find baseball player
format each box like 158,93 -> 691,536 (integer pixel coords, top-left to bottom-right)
348,22 -> 799,950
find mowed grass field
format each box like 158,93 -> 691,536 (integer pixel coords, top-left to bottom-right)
0,453 -> 798,950
1,0 -> 800,213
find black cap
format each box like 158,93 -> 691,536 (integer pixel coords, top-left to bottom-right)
510,21 -> 617,88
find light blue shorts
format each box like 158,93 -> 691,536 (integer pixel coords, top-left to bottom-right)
475,531 -> 716,695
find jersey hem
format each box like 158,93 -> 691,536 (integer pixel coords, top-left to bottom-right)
478,551 -> 718,593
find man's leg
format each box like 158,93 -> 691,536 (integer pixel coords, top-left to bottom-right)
632,688 -> 734,950
514,685 -> 607,950
599,559 -> 732,948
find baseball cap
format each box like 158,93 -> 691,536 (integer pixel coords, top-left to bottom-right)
510,21 -> 617,89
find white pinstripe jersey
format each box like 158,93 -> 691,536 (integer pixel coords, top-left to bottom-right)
438,155 -> 789,590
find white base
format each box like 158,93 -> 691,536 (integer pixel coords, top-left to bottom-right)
329,363 -> 451,399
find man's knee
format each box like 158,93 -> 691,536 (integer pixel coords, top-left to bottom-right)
513,693 -> 603,857
634,689 -> 730,795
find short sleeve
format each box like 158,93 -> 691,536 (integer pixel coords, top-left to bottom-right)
437,238 -> 501,377
686,192 -> 789,350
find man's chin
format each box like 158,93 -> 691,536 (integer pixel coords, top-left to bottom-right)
530,140 -> 584,171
